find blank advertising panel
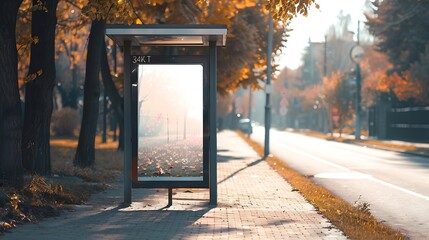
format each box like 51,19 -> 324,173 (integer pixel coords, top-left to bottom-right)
137,64 -> 204,183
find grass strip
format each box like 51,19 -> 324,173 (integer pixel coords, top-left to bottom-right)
51,136 -> 123,182
237,131 -> 406,240
1,136 -> 121,233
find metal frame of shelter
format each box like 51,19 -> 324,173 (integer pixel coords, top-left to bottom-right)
106,24 -> 227,206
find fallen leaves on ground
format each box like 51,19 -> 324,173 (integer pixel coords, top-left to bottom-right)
138,137 -> 203,177
0,175 -> 102,233
1,135 -> 119,233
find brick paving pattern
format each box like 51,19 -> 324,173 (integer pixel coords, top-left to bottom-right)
4,131 -> 346,240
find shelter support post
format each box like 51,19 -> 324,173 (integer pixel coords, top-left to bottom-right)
168,188 -> 173,206
124,40 -> 132,205
209,41 -> 217,206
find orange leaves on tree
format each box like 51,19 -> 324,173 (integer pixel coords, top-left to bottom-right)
234,0 -> 257,9
146,0 -> 174,5
300,83 -> 323,110
31,0 -> 48,12
322,71 -> 341,95
265,0 -> 319,22
360,49 -> 391,107
24,69 -> 43,84
360,45 -> 424,105
196,0 -> 238,24
81,0 -> 136,25
321,71 -> 353,131
129,0 -> 286,93
387,72 -> 422,102
361,69 -> 388,107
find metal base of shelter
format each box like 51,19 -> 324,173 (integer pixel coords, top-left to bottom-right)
168,188 -> 173,207
121,40 -> 219,207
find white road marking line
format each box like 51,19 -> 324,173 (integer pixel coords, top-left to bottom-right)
272,139 -> 429,202
370,178 -> 429,201
276,141 -> 350,172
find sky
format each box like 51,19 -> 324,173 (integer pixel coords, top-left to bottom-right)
278,0 -> 368,70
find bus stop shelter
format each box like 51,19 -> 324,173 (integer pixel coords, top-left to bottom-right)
106,24 -> 227,206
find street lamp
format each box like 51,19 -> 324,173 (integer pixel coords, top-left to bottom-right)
264,14 -> 273,158
102,45 -> 112,144
248,86 -> 252,137
350,21 -> 364,140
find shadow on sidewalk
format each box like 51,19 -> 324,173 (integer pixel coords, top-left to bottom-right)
217,154 -> 245,162
70,206 -> 246,239
218,157 -> 264,185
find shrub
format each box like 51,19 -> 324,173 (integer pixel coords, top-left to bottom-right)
51,107 -> 80,136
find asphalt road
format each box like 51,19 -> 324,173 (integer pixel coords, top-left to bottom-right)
251,126 -> 429,239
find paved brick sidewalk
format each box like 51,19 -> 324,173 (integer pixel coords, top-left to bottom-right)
4,131 -> 346,240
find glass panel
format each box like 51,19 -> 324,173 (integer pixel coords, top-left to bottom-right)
137,65 -> 203,181
136,36 -> 204,45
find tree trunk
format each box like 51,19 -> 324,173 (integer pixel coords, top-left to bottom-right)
69,65 -> 79,109
57,65 -> 78,109
22,0 -> 58,175
118,123 -> 124,151
68,41 -> 79,109
74,20 -> 105,168
0,0 -> 24,187
100,41 -> 124,151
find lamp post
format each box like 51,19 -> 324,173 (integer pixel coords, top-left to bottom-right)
264,14 -> 273,158
350,21 -> 364,140
176,114 -> 179,141
102,45 -> 110,143
102,88 -> 108,143
167,114 -> 169,143
248,86 -> 252,137
355,63 -> 362,140
324,35 -> 328,77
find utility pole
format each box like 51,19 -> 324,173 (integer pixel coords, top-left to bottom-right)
323,35 -> 328,133
248,87 -> 252,137
355,21 -> 362,140
102,45 -> 109,143
102,86 -> 107,143
324,35 -> 327,77
264,14 -> 273,158
183,110 -> 187,140
309,38 -> 314,83
176,114 -> 178,140
167,114 -> 169,143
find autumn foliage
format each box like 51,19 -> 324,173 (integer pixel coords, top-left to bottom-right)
367,0 -> 429,104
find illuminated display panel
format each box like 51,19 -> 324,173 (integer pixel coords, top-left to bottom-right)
131,56 -> 210,188
137,64 -> 204,181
